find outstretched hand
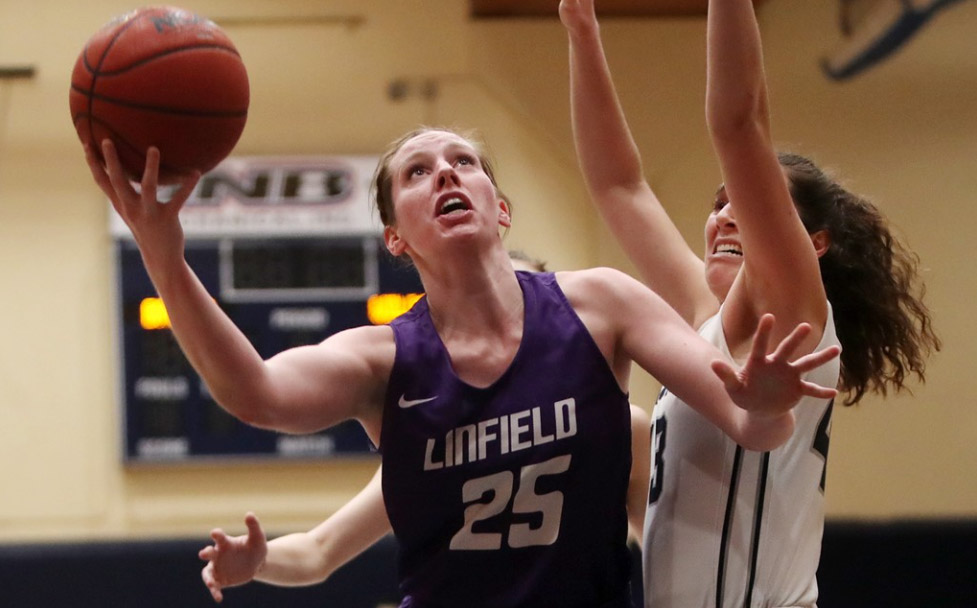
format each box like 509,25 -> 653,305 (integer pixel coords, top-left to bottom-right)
712,314 -> 840,419
84,140 -> 199,261
199,512 -> 268,603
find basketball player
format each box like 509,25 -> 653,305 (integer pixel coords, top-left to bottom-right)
198,252 -> 652,603
85,126 -> 839,607
559,0 -> 940,605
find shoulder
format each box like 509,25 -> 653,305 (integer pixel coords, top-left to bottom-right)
556,267 -> 662,315
327,323 -> 396,348
317,324 -> 397,376
555,267 -> 637,299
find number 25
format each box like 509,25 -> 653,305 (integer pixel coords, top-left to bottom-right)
449,454 -> 571,550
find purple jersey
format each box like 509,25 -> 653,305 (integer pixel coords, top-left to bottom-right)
381,271 -> 633,608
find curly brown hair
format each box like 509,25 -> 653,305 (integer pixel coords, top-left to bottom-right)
780,152 -> 941,405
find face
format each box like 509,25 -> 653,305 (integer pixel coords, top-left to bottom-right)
383,130 -> 510,260
702,181 -> 830,303
703,185 -> 743,302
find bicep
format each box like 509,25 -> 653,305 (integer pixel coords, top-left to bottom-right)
716,134 -> 827,335
260,326 -> 392,434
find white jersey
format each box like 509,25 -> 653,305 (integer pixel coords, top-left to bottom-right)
642,307 -> 840,608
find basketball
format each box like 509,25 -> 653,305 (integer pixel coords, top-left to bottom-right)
69,6 -> 249,183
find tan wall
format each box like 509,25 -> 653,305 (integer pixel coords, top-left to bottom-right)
0,0 -> 973,543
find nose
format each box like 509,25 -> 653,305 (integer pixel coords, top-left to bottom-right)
435,161 -> 459,189
714,202 -> 736,228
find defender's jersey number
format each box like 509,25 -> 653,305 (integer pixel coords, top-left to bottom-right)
648,415 -> 667,505
449,454 -> 572,550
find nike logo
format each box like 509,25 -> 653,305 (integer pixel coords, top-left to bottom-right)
398,394 -> 438,409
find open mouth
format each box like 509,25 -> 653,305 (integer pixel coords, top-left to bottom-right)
713,244 -> 743,256
437,195 -> 471,216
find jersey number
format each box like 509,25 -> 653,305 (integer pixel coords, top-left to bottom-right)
812,400 -> 833,492
449,454 -> 571,550
648,415 -> 667,505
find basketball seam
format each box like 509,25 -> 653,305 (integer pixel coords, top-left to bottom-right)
69,87 -> 248,117
83,15 -> 142,151
88,44 -> 243,77
79,115 -> 184,176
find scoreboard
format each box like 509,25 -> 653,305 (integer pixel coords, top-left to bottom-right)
112,156 -> 423,464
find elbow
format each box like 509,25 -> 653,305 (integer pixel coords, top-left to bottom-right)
211,389 -> 279,431
706,92 -> 769,143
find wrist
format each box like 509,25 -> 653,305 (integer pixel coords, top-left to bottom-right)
566,21 -> 600,44
736,410 -> 794,452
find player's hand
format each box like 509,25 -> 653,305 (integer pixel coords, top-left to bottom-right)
199,512 -> 268,603
559,0 -> 599,36
711,313 -> 840,418
84,140 -> 199,262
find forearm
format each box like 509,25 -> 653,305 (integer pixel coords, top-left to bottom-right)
705,0 -> 769,139
662,337 -> 792,452
258,467 -> 391,586
567,20 -> 645,196
253,533 -> 334,587
565,10 -> 712,321
706,0 -> 828,335
141,254 -> 272,426
619,281 -> 793,451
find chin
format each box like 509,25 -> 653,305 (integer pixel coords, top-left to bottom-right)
704,264 -> 737,302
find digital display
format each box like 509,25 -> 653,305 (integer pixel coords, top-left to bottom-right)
219,237 -> 379,303
115,237 -> 423,464
230,239 -> 367,290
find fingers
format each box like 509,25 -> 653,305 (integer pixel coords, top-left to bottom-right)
559,0 -> 596,27
799,380 -> 838,400
244,512 -> 264,541
83,144 -> 117,200
201,563 -> 224,603
768,321 -> 814,361
745,313 -> 775,362
710,359 -> 739,390
210,529 -> 232,552
141,146 -> 161,202
100,139 -> 144,205
791,344 -> 842,373
167,168 -> 202,213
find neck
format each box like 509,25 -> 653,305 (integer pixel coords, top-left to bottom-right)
418,246 -> 524,337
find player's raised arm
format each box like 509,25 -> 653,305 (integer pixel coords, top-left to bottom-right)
559,0 -> 714,326
86,140 -> 391,437
705,0 -> 827,347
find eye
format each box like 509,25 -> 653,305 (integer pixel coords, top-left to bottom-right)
407,164 -> 426,178
712,196 -> 729,213
455,154 -> 475,167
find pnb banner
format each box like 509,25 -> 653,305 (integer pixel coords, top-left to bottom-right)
110,155 -> 382,238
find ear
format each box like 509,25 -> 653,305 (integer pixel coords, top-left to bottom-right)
384,225 -> 406,257
497,197 -> 512,228
811,229 -> 831,258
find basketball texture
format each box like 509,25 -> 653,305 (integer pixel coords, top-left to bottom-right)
70,6 -> 249,183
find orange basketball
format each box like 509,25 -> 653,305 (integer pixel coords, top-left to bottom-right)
69,6 -> 249,183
